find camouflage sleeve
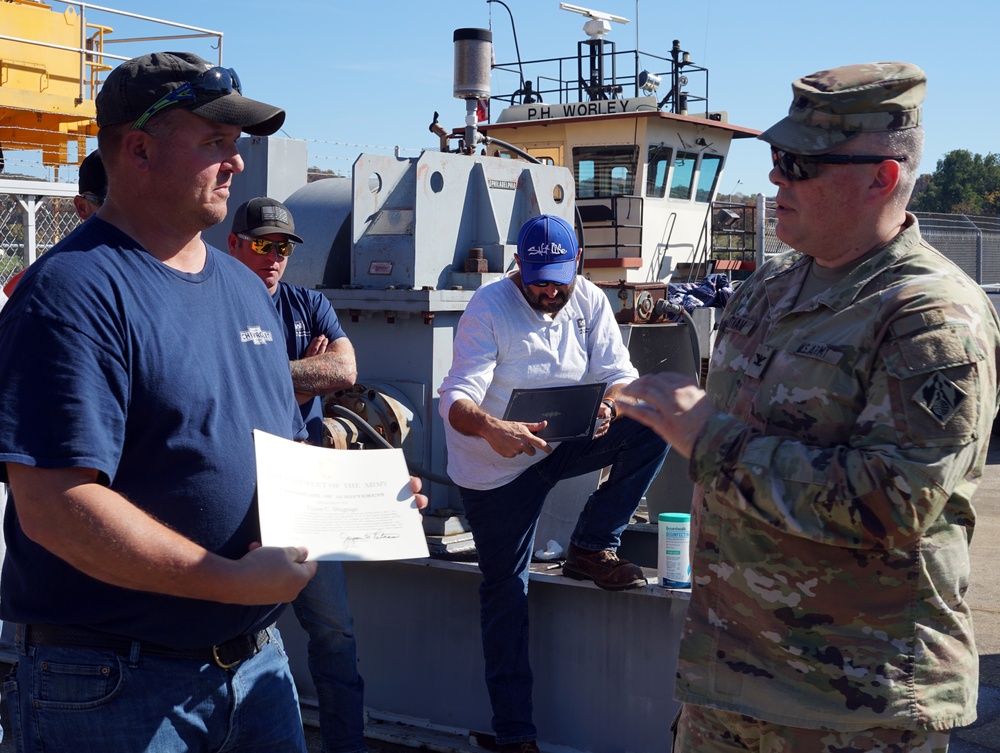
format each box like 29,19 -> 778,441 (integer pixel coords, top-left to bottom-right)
690,308 -> 999,551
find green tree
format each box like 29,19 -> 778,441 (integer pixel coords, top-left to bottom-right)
910,149 -> 1000,215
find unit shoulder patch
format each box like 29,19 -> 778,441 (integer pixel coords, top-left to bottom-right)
913,371 -> 968,427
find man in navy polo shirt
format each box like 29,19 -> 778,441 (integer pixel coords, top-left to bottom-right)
0,52 -> 316,752
229,197 -> 366,753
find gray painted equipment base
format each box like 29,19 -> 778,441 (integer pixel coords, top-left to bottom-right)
279,558 -> 689,753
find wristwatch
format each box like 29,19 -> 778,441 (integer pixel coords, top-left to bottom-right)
601,398 -> 618,421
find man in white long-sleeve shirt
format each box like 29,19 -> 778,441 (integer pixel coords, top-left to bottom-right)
438,214 -> 668,753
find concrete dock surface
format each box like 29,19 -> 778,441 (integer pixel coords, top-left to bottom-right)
2,440 -> 1000,751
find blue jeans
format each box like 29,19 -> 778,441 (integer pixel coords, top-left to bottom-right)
4,625 -> 306,752
460,416 -> 668,745
292,561 -> 366,753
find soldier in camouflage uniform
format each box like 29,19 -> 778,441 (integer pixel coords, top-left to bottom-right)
619,63 -> 1000,752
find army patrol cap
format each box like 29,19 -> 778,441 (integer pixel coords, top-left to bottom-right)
759,62 -> 926,155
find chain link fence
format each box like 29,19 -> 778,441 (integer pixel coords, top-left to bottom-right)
1,191 -> 83,291
760,197 -> 792,258
912,213 -> 1000,285
759,198 -> 1000,284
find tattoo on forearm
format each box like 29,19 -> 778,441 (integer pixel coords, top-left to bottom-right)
290,354 -> 355,395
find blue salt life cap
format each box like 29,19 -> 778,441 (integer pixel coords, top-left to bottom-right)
517,214 -> 579,286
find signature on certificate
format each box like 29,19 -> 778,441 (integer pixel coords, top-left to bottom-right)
343,530 -> 402,547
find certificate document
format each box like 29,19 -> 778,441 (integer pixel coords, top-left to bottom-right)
254,429 -> 429,561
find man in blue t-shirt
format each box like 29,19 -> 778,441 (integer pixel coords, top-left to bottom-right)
228,197 -> 357,445
229,196 -> 366,753
0,53 -> 317,752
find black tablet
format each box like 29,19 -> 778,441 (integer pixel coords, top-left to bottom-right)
501,382 -> 607,441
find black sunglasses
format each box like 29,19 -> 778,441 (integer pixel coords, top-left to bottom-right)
132,66 -> 242,130
771,147 -> 907,182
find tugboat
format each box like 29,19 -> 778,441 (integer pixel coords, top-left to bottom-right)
479,2 -> 760,287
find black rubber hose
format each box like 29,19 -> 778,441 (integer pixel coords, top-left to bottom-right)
326,403 -> 455,486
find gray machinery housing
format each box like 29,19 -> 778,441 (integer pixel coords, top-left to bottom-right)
282,150 -> 577,512
274,148 -> 693,753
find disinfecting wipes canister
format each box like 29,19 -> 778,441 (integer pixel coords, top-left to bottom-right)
658,512 -> 691,588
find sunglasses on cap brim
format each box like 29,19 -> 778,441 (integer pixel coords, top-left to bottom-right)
132,66 -> 242,131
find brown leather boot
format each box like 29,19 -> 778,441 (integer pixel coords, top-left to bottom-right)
561,543 -> 648,591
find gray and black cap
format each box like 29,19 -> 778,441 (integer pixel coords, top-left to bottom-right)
230,197 -> 304,243
96,52 -> 284,136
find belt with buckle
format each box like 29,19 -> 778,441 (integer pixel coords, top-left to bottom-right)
18,623 -> 271,670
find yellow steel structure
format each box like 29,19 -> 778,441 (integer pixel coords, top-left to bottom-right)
0,0 -> 110,168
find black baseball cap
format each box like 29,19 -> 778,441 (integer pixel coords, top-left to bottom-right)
96,52 -> 284,136
78,151 -> 107,197
230,197 -> 304,243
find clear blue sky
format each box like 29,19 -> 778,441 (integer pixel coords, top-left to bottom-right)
23,0 -> 1000,196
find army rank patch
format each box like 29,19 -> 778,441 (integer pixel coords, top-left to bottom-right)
914,371 -> 967,427
745,344 -> 774,379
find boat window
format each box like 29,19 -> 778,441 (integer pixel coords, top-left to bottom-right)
669,151 -> 698,200
610,166 -> 631,195
696,154 -> 724,203
573,146 -> 639,198
646,144 -> 674,199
